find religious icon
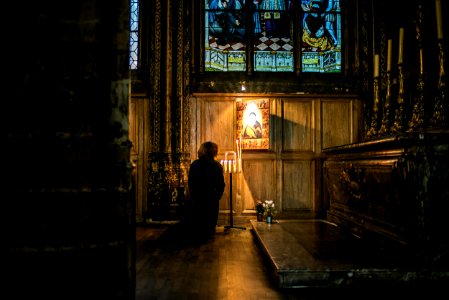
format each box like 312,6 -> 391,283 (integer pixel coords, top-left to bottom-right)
236,99 -> 270,150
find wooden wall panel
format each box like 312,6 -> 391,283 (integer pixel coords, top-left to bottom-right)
190,95 -> 361,221
321,100 -> 351,149
282,160 -> 314,211
204,99 -> 235,152
240,160 -> 275,211
282,100 -> 314,151
129,96 -> 149,223
129,100 -> 138,155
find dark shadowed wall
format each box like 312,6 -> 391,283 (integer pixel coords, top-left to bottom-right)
1,1 -> 135,299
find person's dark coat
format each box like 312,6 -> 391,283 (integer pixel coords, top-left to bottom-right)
187,157 -> 225,239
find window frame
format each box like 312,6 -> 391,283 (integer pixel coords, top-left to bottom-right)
199,0 -> 343,77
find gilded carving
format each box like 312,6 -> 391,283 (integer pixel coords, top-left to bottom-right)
391,63 -> 405,133
429,41 -> 448,128
339,165 -> 365,201
407,2 -> 426,132
146,0 -> 192,220
379,71 -> 392,135
366,77 -> 380,138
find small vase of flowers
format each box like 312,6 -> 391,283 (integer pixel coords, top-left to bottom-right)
255,200 -> 264,222
263,200 -> 277,224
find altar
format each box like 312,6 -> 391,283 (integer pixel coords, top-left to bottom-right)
322,130 -> 449,262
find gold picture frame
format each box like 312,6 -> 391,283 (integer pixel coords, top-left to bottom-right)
236,99 -> 270,150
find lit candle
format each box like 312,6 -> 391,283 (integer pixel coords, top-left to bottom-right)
239,138 -> 242,159
398,28 -> 404,64
374,54 -> 380,77
435,0 -> 443,39
236,139 -> 240,160
387,39 -> 392,71
233,160 -> 236,173
224,160 -> 228,173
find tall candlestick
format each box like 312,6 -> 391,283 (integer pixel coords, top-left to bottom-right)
235,139 -> 238,159
374,54 -> 380,77
240,140 -> 242,159
419,49 -> 424,74
398,28 -> 404,64
435,0 -> 443,39
239,138 -> 242,172
238,138 -> 242,161
387,39 -> 392,71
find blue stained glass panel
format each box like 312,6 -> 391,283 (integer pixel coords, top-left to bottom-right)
300,0 -> 341,73
205,0 -> 246,72
254,0 -> 294,72
130,0 -> 139,70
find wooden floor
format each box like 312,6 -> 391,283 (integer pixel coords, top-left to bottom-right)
136,222 -> 292,300
135,221 -> 438,300
136,221 -> 345,300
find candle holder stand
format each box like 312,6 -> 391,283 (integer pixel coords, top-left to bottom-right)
408,9 -> 426,132
221,151 -> 245,231
366,76 -> 380,139
379,71 -> 392,136
429,39 -> 448,128
391,63 -> 405,134
408,51 -> 425,132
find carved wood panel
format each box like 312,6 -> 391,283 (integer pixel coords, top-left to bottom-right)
191,95 -> 360,220
203,99 -> 235,152
282,160 -> 315,211
282,100 -> 314,151
129,96 -> 150,223
321,100 -> 352,149
241,160 -> 276,211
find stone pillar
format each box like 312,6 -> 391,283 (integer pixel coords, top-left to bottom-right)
2,1 -> 135,299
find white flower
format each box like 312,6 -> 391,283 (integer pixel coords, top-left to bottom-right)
263,200 -> 277,216
264,200 -> 274,207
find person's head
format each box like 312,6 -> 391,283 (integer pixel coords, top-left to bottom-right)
249,112 -> 257,123
198,141 -> 219,160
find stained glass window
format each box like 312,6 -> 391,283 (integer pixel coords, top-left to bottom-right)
301,0 -> 341,73
205,0 -> 246,71
204,0 -> 342,73
254,0 -> 294,72
130,0 -> 139,70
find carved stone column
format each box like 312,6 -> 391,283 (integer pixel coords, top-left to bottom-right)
146,0 -> 191,221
